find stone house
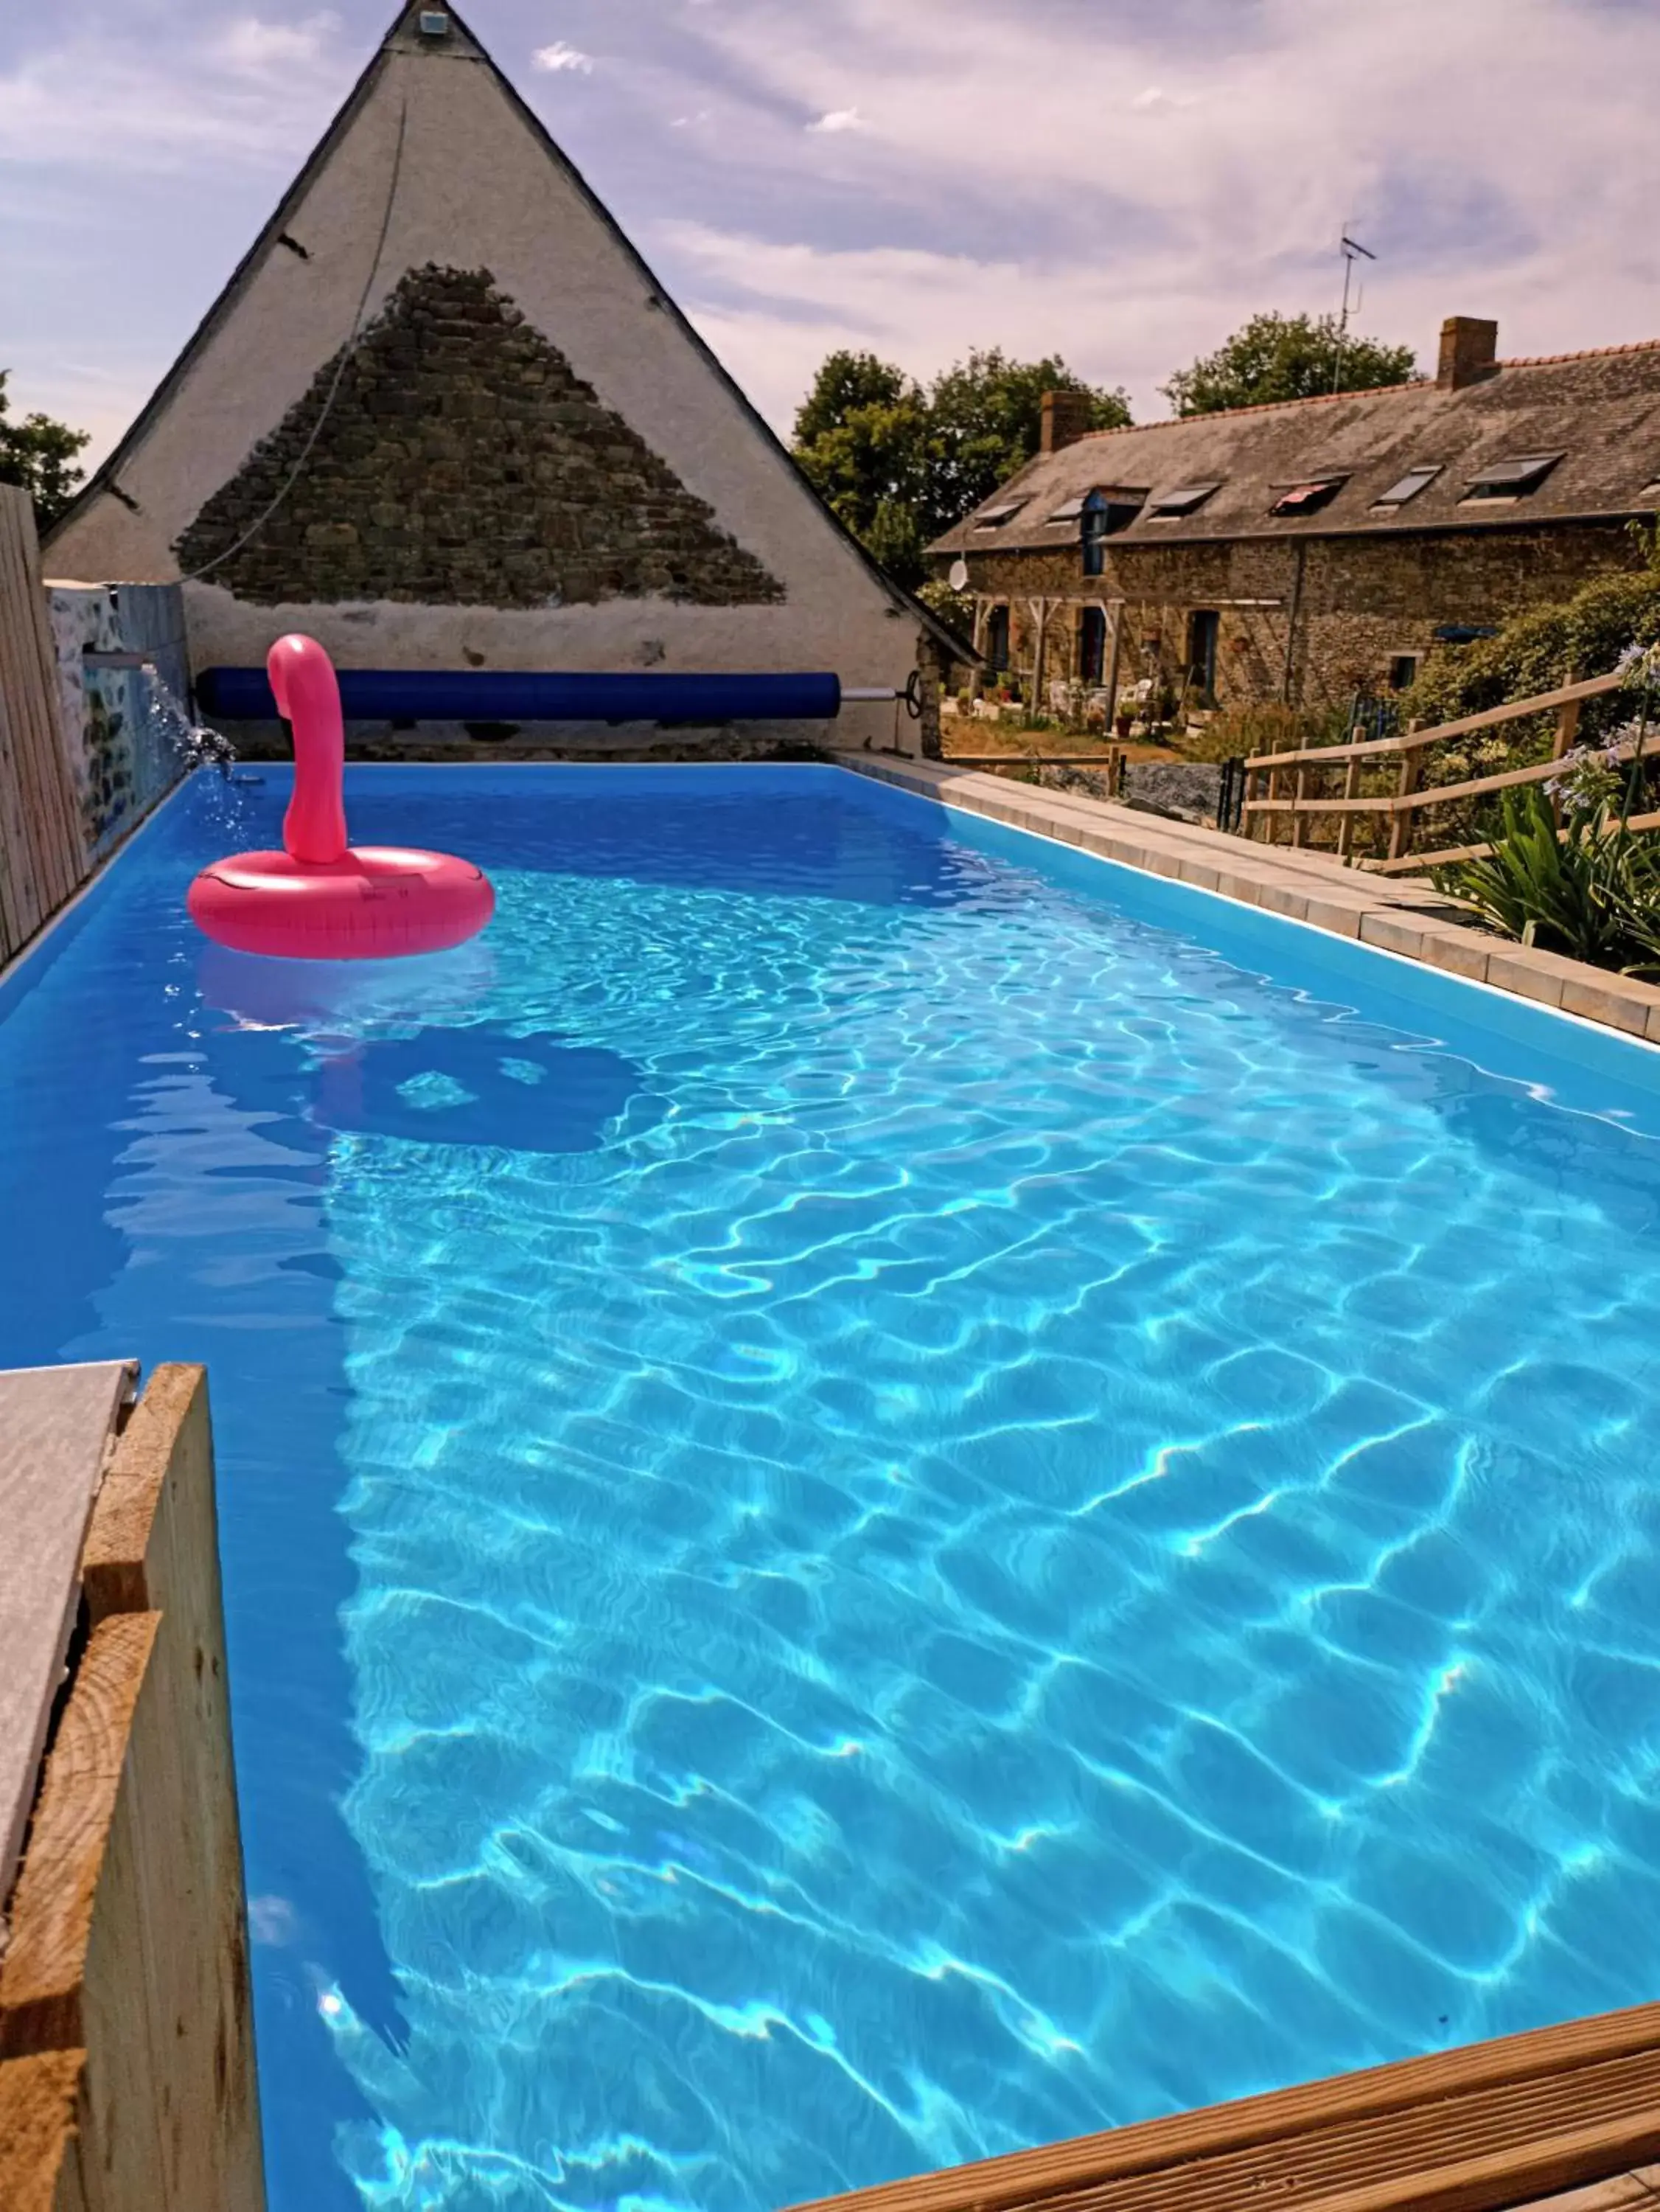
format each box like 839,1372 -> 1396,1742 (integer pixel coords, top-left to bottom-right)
928,320 -> 1660,722
47,1 -> 955,752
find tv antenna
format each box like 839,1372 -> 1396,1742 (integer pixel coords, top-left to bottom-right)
1333,231 -> 1375,393
1335,233 -> 1379,394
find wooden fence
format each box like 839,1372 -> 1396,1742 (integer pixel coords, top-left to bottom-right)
1240,670 -> 1656,874
0,487 -> 87,964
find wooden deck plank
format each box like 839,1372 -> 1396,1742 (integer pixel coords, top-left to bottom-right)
80,1365 -> 265,2212
0,1362 -> 136,1923
788,2006 -> 1660,2212
1507,2174 -> 1660,2211
0,1365 -> 266,2212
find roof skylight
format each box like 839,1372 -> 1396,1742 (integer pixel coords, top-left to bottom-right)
1462,453 -> 1563,501
1147,481 -> 1221,518
1270,476 -> 1347,517
972,500 -> 1028,529
1374,464 -> 1442,508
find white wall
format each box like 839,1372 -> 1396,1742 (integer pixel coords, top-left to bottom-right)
48,24 -> 919,742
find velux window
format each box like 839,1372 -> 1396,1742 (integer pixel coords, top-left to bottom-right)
1374,464 -> 1441,509
1462,453 -> 1563,501
1270,475 -> 1346,517
972,499 -> 1027,530
1147,481 -> 1221,518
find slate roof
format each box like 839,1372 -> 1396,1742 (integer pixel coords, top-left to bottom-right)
928,343 -> 1660,557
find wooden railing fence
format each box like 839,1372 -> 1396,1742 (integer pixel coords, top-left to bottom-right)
1240,671 -> 1654,874
0,487 -> 87,964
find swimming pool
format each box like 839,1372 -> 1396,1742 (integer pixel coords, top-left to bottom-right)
3,765 -> 1659,2212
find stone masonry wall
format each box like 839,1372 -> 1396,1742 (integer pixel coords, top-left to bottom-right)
955,523 -> 1642,710
175,265 -> 787,610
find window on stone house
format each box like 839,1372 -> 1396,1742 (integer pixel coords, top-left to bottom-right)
1148,481 -> 1221,518
1186,610 -> 1220,699
1078,606 -> 1107,686
1462,453 -> 1563,501
986,604 -> 1011,669
1388,653 -> 1420,692
1374,464 -> 1441,508
1270,476 -> 1347,517
972,500 -> 1028,529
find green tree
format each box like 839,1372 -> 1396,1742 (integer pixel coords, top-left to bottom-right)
791,352 -> 933,582
922,349 -> 1131,541
1161,311 -> 1419,417
792,347 -> 1131,588
0,372 -> 91,529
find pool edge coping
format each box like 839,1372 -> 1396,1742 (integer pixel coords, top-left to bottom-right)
831,754 -> 1660,1053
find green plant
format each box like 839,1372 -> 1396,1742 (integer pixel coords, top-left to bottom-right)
1401,526 -> 1660,738
1178,699 -> 1353,763
1431,786 -> 1639,964
1431,647 -> 1660,972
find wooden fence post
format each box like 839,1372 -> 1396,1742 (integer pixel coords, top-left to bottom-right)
1388,725 -> 1422,863
1336,745 -> 1363,861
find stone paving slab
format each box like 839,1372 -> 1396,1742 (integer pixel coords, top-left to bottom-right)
837,754 -> 1660,1048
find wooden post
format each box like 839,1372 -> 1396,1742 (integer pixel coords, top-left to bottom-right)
1546,698 -> 1581,827
1336,751 -> 1363,860
1029,598 -> 1050,716
1291,758 -> 1309,848
0,1367 -> 266,2212
1388,728 -> 1422,862
1102,599 -> 1124,731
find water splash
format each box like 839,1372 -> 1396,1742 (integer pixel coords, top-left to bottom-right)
138,660 -> 239,779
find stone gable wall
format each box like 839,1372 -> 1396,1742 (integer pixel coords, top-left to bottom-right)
175,265 -> 787,611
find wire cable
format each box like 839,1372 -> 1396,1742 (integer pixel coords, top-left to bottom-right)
178,91 -> 411,583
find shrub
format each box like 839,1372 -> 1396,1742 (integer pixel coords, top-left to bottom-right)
1431,644 -> 1660,973
1400,524 -> 1660,738
1179,699 -> 1353,763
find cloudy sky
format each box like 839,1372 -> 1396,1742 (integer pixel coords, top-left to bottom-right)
5,0 -> 1659,469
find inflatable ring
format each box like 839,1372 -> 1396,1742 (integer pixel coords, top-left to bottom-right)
186,636 -> 495,961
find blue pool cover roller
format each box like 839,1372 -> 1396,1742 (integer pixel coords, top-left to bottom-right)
196,668 -> 845,724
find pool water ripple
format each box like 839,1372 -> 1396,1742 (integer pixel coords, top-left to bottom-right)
3,769 -> 1660,2210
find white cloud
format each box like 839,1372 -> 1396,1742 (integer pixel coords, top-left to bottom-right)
215,12 -> 341,75
0,13 -> 346,174
649,0 -> 1660,426
10,0 -> 1660,460
807,106 -> 870,134
531,41 -> 594,74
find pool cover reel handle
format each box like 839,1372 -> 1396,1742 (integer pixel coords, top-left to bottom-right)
839,669 -> 925,719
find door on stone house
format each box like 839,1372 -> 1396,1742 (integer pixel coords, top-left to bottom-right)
1078,605 -> 1107,685
1186,608 -> 1220,700
986,604 -> 1011,670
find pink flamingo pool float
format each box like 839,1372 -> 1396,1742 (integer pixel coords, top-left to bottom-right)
187,635 -> 494,960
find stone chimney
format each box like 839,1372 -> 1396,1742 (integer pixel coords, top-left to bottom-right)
1040,389 -> 1094,455
1437,317 -> 1499,391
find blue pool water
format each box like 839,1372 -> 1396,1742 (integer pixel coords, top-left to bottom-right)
4,765 -> 1660,2211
